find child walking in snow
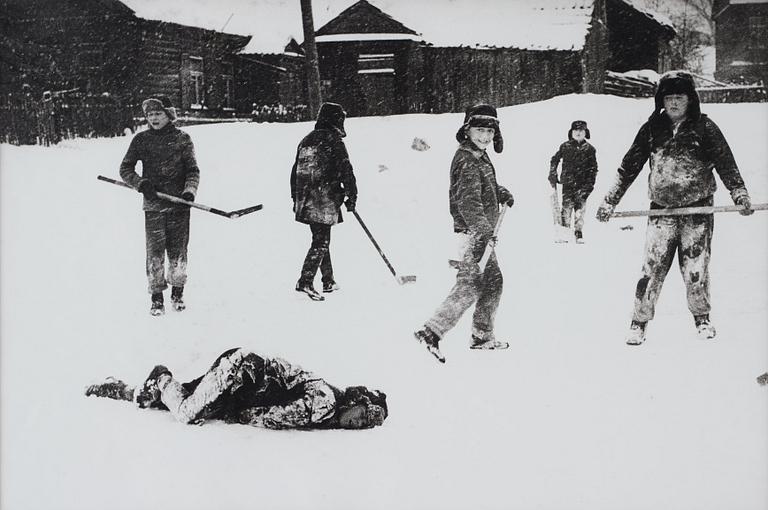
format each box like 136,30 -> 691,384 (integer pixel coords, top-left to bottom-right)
290,102 -> 358,301
120,95 -> 200,316
549,120 -> 598,243
596,70 -> 753,345
413,104 -> 515,363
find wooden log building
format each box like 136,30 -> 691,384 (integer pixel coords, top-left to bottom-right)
713,0 -> 768,85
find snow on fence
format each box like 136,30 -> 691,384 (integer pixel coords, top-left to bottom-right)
0,92 -> 135,146
604,70 -> 656,98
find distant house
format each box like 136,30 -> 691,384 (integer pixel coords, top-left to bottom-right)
1,0 -> 251,117
713,0 -> 768,84
301,0 -> 675,116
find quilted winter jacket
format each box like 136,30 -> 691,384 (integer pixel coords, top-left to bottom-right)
605,114 -> 748,207
290,128 -> 357,225
119,124 -> 200,211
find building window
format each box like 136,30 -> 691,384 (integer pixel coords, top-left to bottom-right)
357,53 -> 395,75
320,79 -> 333,97
77,46 -> 104,92
222,75 -> 234,109
749,16 -> 767,49
188,56 -> 204,109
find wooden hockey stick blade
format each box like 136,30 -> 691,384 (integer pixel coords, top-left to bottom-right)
397,275 -> 417,284
611,203 -> 768,218
226,204 -> 264,218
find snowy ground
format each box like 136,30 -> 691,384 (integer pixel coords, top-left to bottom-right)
1,94 -> 766,510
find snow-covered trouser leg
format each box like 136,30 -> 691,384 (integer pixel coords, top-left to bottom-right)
166,209 -> 190,288
471,252 -> 503,340
299,223 -> 332,285
632,215 -> 679,323
145,212 -> 168,294
573,199 -> 586,232
159,348 -> 255,424
425,234 -> 483,338
677,213 -> 713,317
561,195 -> 574,228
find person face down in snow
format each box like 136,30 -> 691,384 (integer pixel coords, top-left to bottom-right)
594,70 -> 754,346
85,348 -> 387,430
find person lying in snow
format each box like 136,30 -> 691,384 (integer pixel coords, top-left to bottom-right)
85,348 -> 387,430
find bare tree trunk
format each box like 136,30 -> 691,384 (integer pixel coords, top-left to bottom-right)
300,0 -> 322,118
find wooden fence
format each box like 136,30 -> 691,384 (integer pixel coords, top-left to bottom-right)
0,93 -> 136,146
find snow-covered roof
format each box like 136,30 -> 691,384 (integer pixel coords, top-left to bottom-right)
118,0 -> 674,54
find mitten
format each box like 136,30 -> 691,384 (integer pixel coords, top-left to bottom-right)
596,200 -> 616,222
181,191 -> 195,202
736,194 -> 754,216
137,179 -> 157,199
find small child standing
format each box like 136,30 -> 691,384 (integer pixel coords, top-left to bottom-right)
549,120 -> 598,243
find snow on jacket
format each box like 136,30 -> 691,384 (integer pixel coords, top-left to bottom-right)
173,348 -> 338,428
290,128 -> 358,225
119,124 -> 200,211
449,141 -> 512,260
605,114 -> 749,207
549,140 -> 598,199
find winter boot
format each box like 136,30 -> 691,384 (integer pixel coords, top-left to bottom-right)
85,377 -> 135,401
150,292 -> 165,316
470,334 -> 509,350
322,281 -> 340,293
694,314 -> 716,340
625,320 -> 647,346
171,286 -> 185,312
295,282 -> 324,301
575,230 -> 584,244
414,327 -> 445,363
135,365 -> 172,408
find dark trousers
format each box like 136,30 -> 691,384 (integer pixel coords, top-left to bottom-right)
145,209 -> 190,294
298,223 -> 334,286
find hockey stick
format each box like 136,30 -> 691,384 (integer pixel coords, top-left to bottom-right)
611,203 -> 768,218
449,206 -> 509,271
97,175 -> 262,218
352,210 -> 416,285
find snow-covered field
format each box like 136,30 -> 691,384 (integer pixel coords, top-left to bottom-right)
1,94 -> 766,510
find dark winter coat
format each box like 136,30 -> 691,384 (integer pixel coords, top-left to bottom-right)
605,114 -> 749,207
119,124 -> 200,211
290,128 -> 357,225
449,141 -> 512,260
178,349 -> 340,428
549,140 -> 598,200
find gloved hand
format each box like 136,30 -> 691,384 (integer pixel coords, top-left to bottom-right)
137,179 -> 157,199
181,191 -> 195,202
596,200 -> 615,222
344,199 -> 356,212
505,195 -> 514,207
548,174 -> 559,187
736,195 -> 754,216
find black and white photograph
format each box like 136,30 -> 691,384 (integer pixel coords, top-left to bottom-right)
1,0 -> 767,509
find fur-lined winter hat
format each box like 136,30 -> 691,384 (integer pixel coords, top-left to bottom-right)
568,120 -> 590,140
141,95 -> 177,122
338,386 -> 388,429
653,70 -> 701,120
315,102 -> 346,137
455,104 -> 504,153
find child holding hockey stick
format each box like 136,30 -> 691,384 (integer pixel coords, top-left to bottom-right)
413,104 -> 515,363
596,71 -> 753,345
549,120 -> 598,243
119,95 -> 200,316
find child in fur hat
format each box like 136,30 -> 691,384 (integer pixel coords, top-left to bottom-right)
549,120 -> 598,243
119,94 -> 200,316
596,70 -> 753,345
413,104 -> 515,363
290,102 -> 358,301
